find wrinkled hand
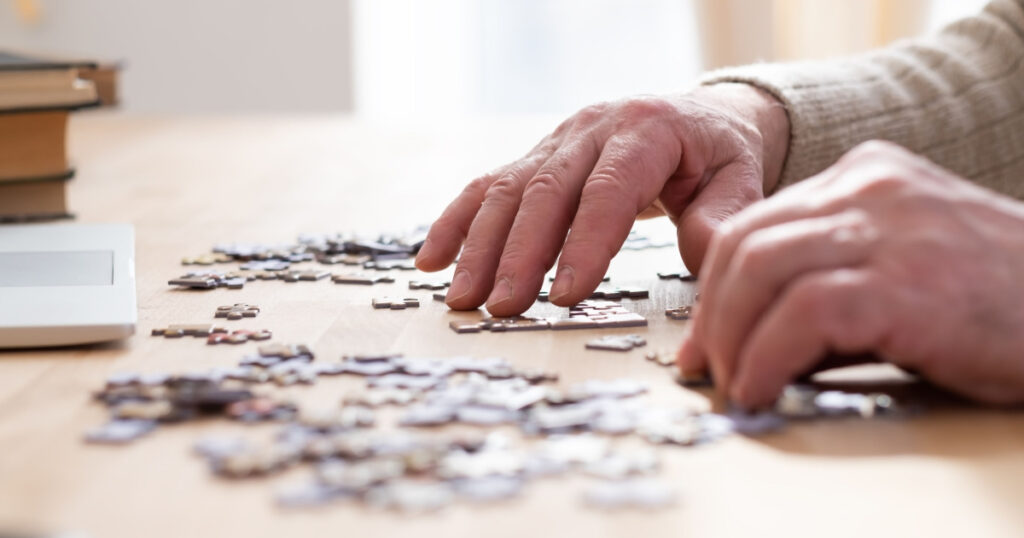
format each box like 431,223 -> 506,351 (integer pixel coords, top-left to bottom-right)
415,83 -> 789,316
679,141 -> 1024,407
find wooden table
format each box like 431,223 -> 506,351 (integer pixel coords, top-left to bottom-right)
1,112 -> 1022,538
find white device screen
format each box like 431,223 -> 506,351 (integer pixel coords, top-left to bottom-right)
0,250 -> 114,287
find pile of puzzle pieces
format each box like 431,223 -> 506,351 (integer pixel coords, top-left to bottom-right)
89,345 -> 906,511
101,225 -> 908,513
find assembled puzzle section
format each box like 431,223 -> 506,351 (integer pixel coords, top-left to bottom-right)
450,300 -> 648,334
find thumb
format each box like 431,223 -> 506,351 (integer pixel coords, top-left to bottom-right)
675,160 -> 764,275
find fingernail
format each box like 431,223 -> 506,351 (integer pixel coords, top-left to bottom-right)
414,238 -> 433,262
549,265 -> 575,301
447,270 -> 472,302
487,277 -> 514,306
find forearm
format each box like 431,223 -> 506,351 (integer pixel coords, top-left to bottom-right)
700,0 -> 1024,198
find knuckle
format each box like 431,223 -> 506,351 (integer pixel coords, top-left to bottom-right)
456,240 -> 493,266
619,95 -> 675,121
788,276 -> 832,320
584,173 -> 634,208
523,172 -> 566,200
484,176 -> 523,205
604,137 -> 648,167
851,172 -> 912,198
818,273 -> 874,348
714,219 -> 738,242
846,139 -> 904,161
574,102 -> 611,124
731,233 -> 775,277
833,209 -> 880,245
466,174 -> 496,195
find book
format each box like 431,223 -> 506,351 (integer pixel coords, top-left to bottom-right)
78,63 -> 120,107
0,50 -> 106,222
0,51 -> 98,112
0,173 -> 72,220
0,109 -> 70,180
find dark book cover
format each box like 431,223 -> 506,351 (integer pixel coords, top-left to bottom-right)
0,169 -> 76,185
0,50 -> 98,72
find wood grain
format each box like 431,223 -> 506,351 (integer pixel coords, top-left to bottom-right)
0,112 -> 1021,538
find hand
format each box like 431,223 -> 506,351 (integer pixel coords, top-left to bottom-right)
415,83 -> 790,316
678,141 -> 1024,407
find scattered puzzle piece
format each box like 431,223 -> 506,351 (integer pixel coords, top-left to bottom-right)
665,306 -> 693,320
168,271 -> 246,290
485,316 -> 551,332
239,269 -> 282,280
590,287 -> 649,300
240,259 -> 291,272
152,324 -> 228,338
182,253 -> 232,265
657,270 -> 697,282
344,388 -> 419,407
644,350 -> 677,367
372,297 -> 420,310
167,273 -> 220,289
363,259 -> 417,271
316,253 -> 371,265
433,292 -> 448,302
84,419 -> 158,444
585,334 -> 647,352
538,287 -> 648,302
226,396 -> 298,422
279,269 -> 331,282
215,303 -> 260,320
409,280 -> 450,290
332,273 -> 396,285
207,329 -> 273,345
258,343 -> 314,361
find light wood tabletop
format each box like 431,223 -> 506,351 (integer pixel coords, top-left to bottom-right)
1,112 -> 1022,538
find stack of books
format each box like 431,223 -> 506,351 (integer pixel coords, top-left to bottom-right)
0,51 -> 102,222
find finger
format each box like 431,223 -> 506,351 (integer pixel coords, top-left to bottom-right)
676,322 -> 708,375
693,165 -> 847,358
549,133 -> 682,305
703,210 -> 878,391
674,157 -> 763,275
695,142 -> 892,301
729,268 -> 891,408
445,154 -> 550,310
670,154 -> 762,387
416,166 -> 510,272
485,138 -> 601,316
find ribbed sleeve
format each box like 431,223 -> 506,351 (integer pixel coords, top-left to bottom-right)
700,0 -> 1024,198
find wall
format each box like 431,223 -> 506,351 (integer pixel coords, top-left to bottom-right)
697,0 -> 994,69
0,0 -> 353,113
0,0 -> 993,115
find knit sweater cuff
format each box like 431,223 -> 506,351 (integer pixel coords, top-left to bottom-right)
696,0 -> 1024,199
699,62 -> 891,192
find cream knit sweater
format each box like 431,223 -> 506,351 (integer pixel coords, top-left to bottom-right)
701,0 -> 1024,198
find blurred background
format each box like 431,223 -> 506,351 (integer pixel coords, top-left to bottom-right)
0,0 -> 990,118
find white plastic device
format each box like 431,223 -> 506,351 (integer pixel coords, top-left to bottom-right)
0,223 -> 136,347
